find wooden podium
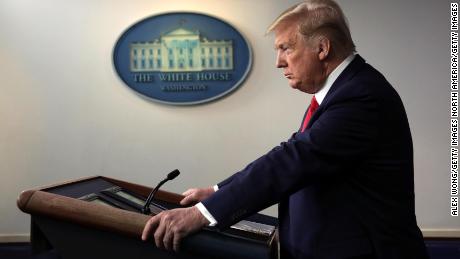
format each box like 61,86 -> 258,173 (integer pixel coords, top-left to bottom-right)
17,176 -> 278,259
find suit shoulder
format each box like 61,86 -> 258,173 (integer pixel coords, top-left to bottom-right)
344,63 -> 402,101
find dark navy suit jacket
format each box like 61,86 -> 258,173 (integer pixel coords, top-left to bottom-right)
202,55 -> 429,259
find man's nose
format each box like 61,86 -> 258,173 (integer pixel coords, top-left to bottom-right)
276,52 -> 286,68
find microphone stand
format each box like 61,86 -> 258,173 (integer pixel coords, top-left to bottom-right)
142,169 -> 180,215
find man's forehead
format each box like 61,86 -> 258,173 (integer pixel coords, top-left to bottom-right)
274,27 -> 298,47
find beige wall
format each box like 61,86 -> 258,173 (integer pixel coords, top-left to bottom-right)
0,0 -> 458,239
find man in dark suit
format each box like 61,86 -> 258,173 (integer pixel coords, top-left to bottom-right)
142,1 -> 429,258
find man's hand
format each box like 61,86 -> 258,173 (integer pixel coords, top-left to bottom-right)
180,187 -> 215,206
141,206 -> 209,252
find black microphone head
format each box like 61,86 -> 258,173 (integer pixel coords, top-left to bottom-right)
167,169 -> 180,180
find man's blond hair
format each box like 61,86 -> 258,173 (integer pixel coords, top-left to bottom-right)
268,0 -> 355,58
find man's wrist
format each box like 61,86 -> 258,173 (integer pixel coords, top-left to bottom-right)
191,206 -> 210,227
195,202 -> 218,226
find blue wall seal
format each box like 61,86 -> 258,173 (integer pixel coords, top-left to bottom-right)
113,12 -> 252,105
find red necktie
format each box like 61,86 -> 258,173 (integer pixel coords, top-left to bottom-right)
301,96 -> 319,132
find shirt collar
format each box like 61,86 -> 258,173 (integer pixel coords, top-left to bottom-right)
314,53 -> 356,105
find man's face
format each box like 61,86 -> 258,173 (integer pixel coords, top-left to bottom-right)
274,24 -> 326,94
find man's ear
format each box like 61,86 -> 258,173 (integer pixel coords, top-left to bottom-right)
317,37 -> 331,61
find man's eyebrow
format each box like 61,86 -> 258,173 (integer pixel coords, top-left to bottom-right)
273,43 -> 283,50
274,39 -> 296,50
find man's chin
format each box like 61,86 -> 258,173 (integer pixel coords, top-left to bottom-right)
288,82 -> 300,90
292,85 -> 314,94
288,81 -> 311,93
289,82 -> 318,94
290,84 -> 307,93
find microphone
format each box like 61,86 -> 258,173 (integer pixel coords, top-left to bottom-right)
142,169 -> 180,215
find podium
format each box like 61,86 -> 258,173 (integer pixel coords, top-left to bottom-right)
17,176 -> 278,259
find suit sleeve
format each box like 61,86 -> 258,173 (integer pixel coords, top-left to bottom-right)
217,131 -> 300,188
202,87 -> 381,229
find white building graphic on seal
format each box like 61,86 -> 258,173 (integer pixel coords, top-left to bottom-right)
130,27 -> 234,72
